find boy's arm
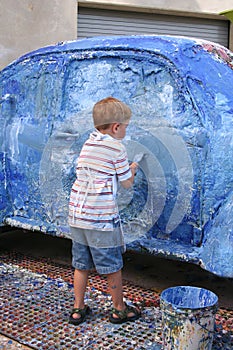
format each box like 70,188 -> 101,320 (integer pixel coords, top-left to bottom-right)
120,162 -> 138,189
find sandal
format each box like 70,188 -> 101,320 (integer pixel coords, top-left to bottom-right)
69,305 -> 91,325
109,303 -> 141,324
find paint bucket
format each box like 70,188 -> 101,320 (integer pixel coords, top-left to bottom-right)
160,286 -> 218,349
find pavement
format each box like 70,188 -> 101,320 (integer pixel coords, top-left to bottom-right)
0,228 -> 233,349
1,228 -> 232,309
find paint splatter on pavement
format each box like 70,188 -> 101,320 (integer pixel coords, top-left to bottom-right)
0,251 -> 232,349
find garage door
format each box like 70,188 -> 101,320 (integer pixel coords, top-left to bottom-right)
78,7 -> 229,48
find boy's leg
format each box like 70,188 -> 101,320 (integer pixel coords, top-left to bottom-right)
107,269 -> 140,320
107,269 -> 124,310
72,268 -> 89,319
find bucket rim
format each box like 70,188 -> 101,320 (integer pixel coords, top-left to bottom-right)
160,285 -> 218,310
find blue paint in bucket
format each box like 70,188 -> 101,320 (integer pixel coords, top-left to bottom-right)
160,286 -> 218,349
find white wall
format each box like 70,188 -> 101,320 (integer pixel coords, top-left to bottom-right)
0,0 -> 77,70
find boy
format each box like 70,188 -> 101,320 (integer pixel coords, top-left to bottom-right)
68,97 -> 140,325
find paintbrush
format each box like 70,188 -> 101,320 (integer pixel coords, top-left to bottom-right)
133,152 -> 145,164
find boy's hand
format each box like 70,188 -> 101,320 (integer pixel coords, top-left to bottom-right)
120,162 -> 139,189
130,162 -> 139,175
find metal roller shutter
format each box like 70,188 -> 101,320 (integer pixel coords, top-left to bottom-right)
78,7 -> 229,48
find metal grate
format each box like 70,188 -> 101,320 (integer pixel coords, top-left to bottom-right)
0,251 -> 232,349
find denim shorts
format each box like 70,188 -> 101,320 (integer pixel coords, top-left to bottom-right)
70,226 -> 124,275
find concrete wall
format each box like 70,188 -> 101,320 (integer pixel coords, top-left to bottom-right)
0,0 -> 77,70
0,0 -> 232,70
229,12 -> 233,51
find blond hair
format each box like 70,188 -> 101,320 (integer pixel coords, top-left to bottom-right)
93,97 -> 132,129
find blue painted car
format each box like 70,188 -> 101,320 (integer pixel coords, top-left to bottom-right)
0,35 -> 232,277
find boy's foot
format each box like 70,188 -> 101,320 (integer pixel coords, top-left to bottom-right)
109,303 -> 141,324
69,305 -> 91,325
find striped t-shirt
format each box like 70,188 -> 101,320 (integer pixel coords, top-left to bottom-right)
68,129 -> 132,231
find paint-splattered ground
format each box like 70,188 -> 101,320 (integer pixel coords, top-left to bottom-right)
0,250 -> 232,349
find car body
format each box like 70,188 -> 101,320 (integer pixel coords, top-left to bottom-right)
0,35 -> 232,277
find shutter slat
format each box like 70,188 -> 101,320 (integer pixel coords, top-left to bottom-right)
78,8 -> 229,48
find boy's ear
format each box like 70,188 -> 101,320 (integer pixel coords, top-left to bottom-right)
112,123 -> 120,133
